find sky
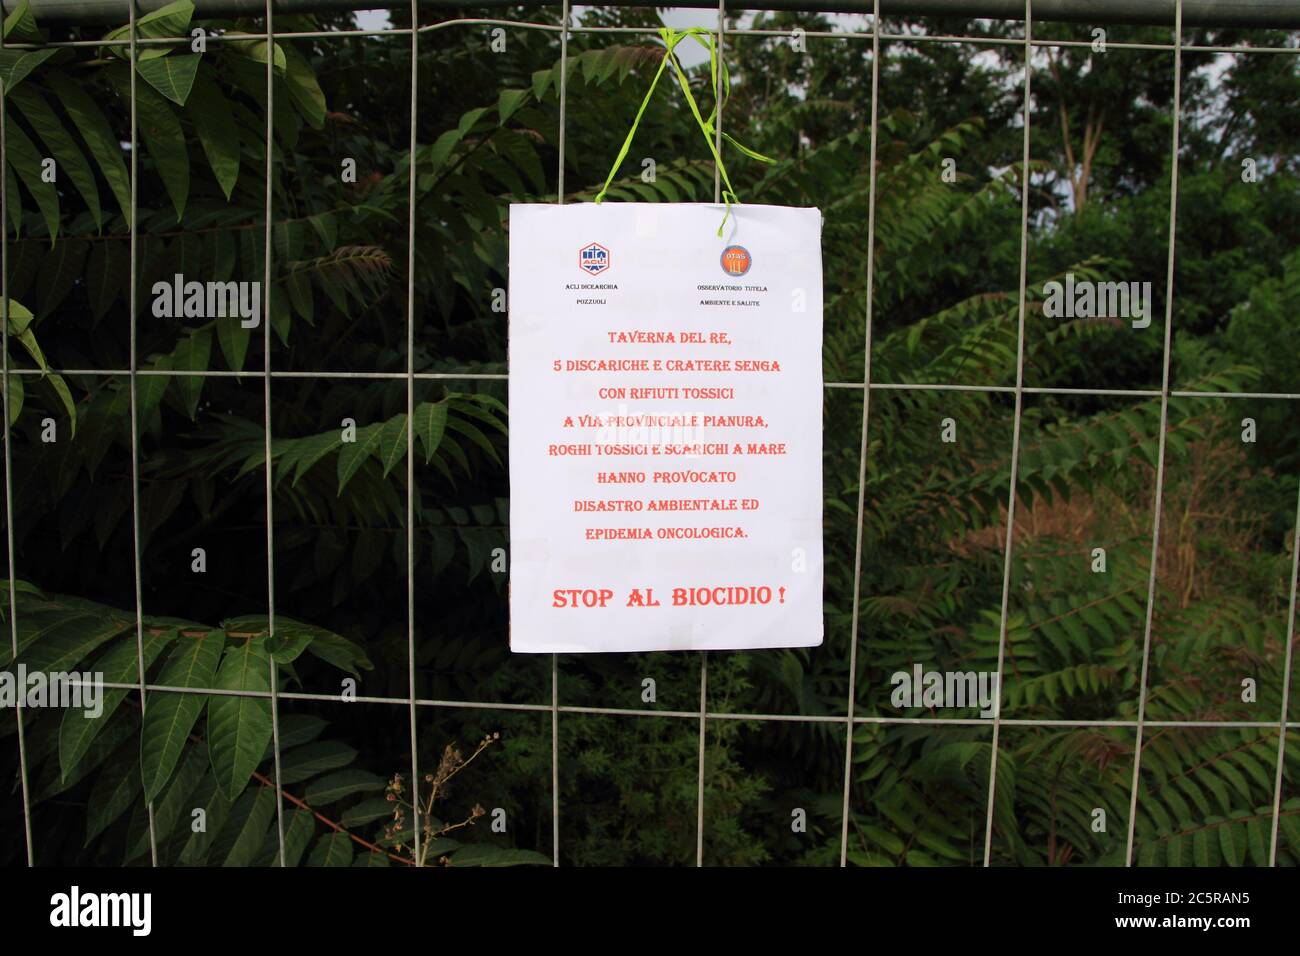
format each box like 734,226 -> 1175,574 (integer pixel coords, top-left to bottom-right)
351,7 -> 758,67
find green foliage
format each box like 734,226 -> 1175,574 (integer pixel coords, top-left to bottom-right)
2,4 -> 1297,869
1,582 -> 381,865
2,297 -> 75,428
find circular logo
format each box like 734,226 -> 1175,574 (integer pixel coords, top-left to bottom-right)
720,245 -> 752,277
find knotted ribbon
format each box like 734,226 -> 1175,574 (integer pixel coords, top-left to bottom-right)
594,26 -> 776,236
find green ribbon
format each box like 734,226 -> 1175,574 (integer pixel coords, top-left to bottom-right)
593,26 -> 776,237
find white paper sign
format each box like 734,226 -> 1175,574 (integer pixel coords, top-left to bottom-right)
508,202 -> 823,653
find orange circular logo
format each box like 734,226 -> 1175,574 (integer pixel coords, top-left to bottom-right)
720,245 -> 752,276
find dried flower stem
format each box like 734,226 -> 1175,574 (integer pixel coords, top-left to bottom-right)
384,732 -> 501,867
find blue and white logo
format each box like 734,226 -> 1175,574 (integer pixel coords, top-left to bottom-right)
579,242 -> 610,275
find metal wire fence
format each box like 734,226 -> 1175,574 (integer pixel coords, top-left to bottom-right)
2,0 -> 1299,868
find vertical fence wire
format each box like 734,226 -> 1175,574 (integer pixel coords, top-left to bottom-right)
696,652 -> 708,864
552,0 -> 571,868
1269,476 -> 1300,863
1261,4 -> 1300,861
694,0 -> 728,870
1124,0 -> 1184,868
263,0 -> 288,867
2,0 -> 1297,871
0,14 -> 35,869
838,0 -> 882,868
406,0 -> 424,867
980,0 -> 1035,867
127,0 -> 161,867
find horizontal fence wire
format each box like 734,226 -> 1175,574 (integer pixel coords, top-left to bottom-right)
3,0 -> 1299,868
3,21 -> 1300,54
15,678 -> 1300,729
7,367 -> 1300,400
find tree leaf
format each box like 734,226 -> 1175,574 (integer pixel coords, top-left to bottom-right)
269,283 -> 290,346
10,328 -> 46,376
4,115 -> 59,238
303,630 -> 372,678
216,315 -> 251,373
41,373 -> 77,438
203,229 -> 237,284
187,72 -> 240,199
140,630 -> 223,801
138,354 -> 171,418
457,106 -> 488,138
6,374 -> 21,426
264,627 -> 311,664
34,238 -> 87,318
307,831 -> 354,867
123,70 -> 190,221
414,401 -> 448,463
8,85 -> 103,230
1,297 -> 35,336
46,712 -> 139,800
45,72 -> 132,225
278,740 -> 357,785
446,415 -> 501,466
285,269 -> 313,324
1219,820 -> 1245,867
171,327 -> 212,419
3,0 -> 43,44
307,211 -> 336,249
136,0 -> 196,33
498,88 -> 530,123
378,413 -> 408,478
282,44 -> 325,129
448,844 -> 551,867
18,609 -> 131,673
226,33 -> 288,74
206,636 -> 274,799
59,626 -> 174,781
85,240 -> 128,320
137,52 -> 201,106
4,165 -> 19,236
128,740 -> 207,861
0,47 -> 55,93
280,808 -> 315,866
273,713 -> 327,750
340,796 -> 391,828
85,737 -> 142,843
104,0 -> 195,61
336,422 -> 383,493
221,784 -> 275,866
286,430 -> 340,486
303,769 -> 385,805
176,776 -> 233,864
